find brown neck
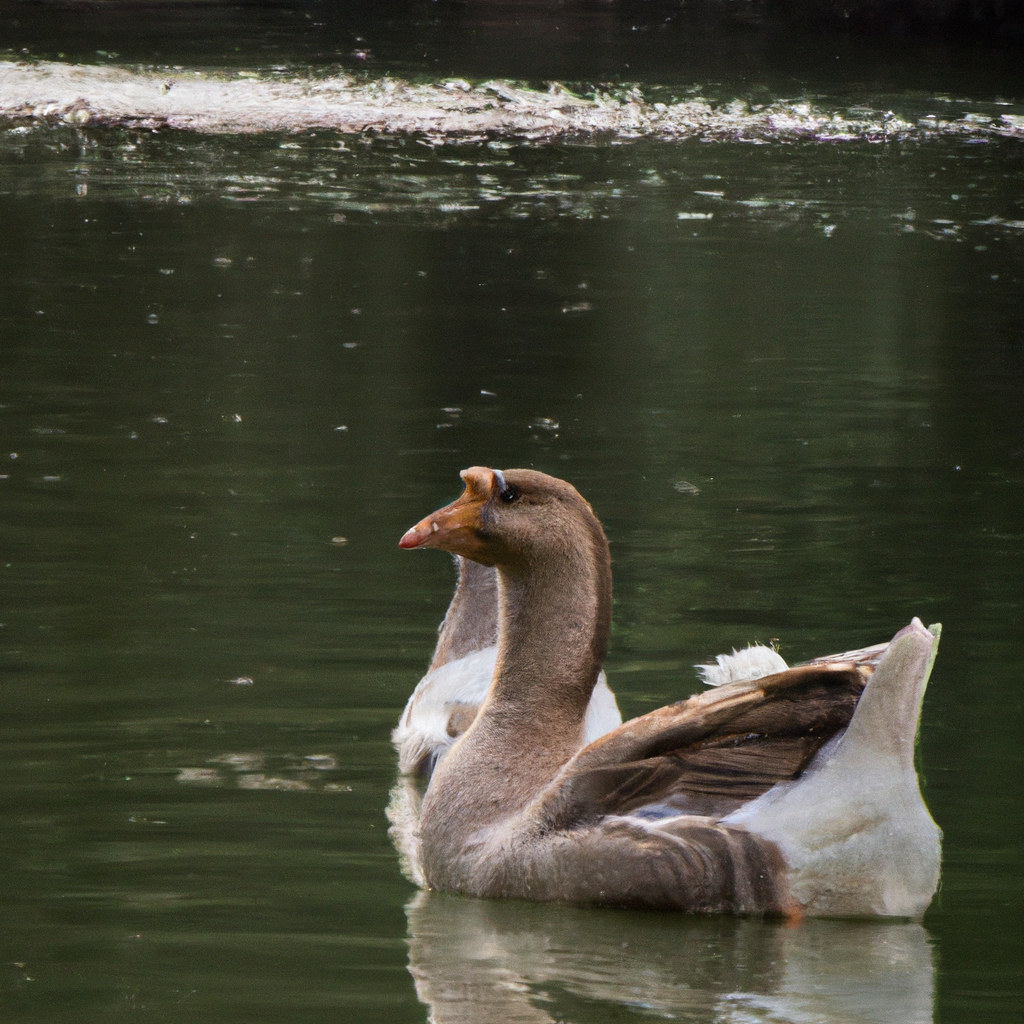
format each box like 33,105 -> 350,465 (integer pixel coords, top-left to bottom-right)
485,536 -> 611,743
429,557 -> 499,670
421,509 -> 612,842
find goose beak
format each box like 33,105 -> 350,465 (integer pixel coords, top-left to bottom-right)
397,517 -> 444,549
398,467 -> 501,558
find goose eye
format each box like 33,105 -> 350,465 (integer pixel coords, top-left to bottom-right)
500,485 -> 518,504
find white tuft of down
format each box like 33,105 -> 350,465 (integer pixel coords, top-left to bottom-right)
696,644 -> 789,687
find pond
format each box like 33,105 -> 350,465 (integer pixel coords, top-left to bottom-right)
1,4 -> 1022,1022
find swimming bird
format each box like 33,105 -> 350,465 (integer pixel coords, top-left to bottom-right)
395,466 -> 942,918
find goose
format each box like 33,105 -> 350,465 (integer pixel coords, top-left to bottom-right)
395,466 -> 942,918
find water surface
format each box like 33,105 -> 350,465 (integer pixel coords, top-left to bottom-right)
1,9 -> 1022,1023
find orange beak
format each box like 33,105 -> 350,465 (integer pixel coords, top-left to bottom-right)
398,466 -> 503,560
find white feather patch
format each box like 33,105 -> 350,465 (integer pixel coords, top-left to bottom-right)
696,644 -> 789,687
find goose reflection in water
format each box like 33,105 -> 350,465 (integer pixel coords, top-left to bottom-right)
404,890 -> 934,1024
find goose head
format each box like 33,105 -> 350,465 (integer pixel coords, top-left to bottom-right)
398,466 -> 604,572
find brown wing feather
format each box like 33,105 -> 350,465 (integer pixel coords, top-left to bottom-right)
543,663 -> 868,825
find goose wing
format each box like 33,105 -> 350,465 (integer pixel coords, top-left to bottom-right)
541,661 -> 871,824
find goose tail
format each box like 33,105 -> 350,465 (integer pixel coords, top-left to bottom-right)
724,618 -> 943,918
840,617 -> 941,769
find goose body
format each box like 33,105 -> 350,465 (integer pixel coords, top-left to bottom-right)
394,467 -> 942,918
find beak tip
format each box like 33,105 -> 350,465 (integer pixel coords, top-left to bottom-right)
399,521 -> 433,549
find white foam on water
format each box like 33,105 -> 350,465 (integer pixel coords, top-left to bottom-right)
2,61 -> 1021,142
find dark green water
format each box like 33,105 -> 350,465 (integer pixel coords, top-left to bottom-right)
2,8 -> 1023,1023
